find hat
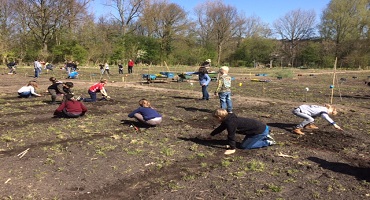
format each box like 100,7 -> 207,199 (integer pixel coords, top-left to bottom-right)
206,59 -> 211,63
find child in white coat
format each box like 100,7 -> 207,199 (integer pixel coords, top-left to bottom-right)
292,104 -> 342,135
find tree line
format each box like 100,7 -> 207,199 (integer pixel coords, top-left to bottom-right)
1,0 -> 369,69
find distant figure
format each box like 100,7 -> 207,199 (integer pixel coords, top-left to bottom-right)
198,65 -> 211,100
34,59 -> 42,78
128,98 -> 162,127
104,63 -> 110,75
118,63 -> 123,74
68,71 -> 79,79
128,59 -> 134,74
54,94 -> 87,118
201,59 -> 211,72
99,64 -> 105,75
7,61 -> 17,74
292,104 -> 343,135
18,81 -> 42,98
45,62 -> 54,74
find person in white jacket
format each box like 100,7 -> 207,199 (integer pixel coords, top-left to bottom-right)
292,104 -> 342,135
18,81 -> 42,98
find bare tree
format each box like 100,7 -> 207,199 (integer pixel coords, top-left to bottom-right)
273,9 -> 316,67
138,0 -> 189,59
12,0 -> 91,54
106,0 -> 146,35
244,16 -> 272,38
195,0 -> 246,65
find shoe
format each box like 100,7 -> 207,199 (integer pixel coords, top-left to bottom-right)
267,140 -> 276,145
267,135 -> 275,141
293,128 -> 305,135
305,123 -> 319,130
224,149 -> 236,155
76,96 -> 83,101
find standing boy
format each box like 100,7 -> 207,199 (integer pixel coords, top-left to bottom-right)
214,66 -> 232,113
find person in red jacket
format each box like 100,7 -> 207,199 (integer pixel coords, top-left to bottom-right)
54,94 -> 87,118
128,59 -> 134,74
77,79 -> 109,102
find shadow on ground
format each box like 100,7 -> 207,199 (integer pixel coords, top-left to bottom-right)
308,157 -> 370,182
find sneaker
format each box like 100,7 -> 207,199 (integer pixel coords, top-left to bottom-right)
267,140 -> 276,145
224,149 -> 236,155
76,96 -> 83,101
267,135 -> 275,141
305,123 -> 319,130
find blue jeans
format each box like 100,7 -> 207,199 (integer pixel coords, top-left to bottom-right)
34,68 -> 41,78
292,108 -> 314,128
240,126 -> 270,149
219,92 -> 232,113
18,92 -> 32,98
201,85 -> 209,100
83,90 -> 97,102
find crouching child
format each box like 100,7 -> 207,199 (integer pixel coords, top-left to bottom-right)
209,109 -> 275,155
128,99 -> 162,127
54,94 -> 87,118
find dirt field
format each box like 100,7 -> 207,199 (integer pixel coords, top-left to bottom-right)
0,67 -> 369,199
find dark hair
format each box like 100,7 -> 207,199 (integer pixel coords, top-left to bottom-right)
49,77 -> 57,82
65,82 -> 74,88
65,94 -> 74,100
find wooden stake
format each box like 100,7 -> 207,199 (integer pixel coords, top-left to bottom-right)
330,57 -> 337,104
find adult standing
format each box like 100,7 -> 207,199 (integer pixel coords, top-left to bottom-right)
128,59 -> 134,74
34,59 -> 42,78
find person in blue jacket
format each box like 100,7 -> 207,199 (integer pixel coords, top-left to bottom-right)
128,99 -> 162,126
198,66 -> 211,100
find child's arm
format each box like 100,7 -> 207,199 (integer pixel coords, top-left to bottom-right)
214,78 -> 223,95
101,88 -> 108,97
321,113 -> 342,130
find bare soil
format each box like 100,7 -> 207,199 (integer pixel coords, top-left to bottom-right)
0,68 -> 369,200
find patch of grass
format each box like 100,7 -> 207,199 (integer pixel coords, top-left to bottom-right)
267,183 -> 282,192
161,147 -> 175,156
244,159 -> 265,172
221,159 -> 232,167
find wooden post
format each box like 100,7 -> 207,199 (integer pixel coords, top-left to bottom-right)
330,57 -> 337,104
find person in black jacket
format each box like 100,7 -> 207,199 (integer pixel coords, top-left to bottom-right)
210,109 -> 276,155
47,77 -> 74,104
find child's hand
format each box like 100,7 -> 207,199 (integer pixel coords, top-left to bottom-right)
334,124 -> 343,130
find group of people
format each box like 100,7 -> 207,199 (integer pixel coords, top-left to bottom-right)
100,59 -> 135,76
197,59 -> 342,155
16,58 -> 343,156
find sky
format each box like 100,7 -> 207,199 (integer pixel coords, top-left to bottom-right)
90,0 -> 331,25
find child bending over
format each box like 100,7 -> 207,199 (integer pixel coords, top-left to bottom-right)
78,79 -> 109,102
128,99 -> 162,126
292,104 -> 342,135
17,81 -> 42,98
209,109 -> 275,155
